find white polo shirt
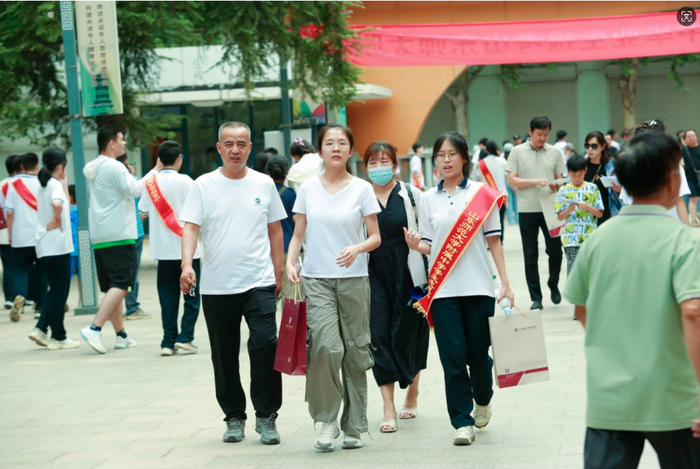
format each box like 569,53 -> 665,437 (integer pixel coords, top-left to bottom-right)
4,174 -> 40,248
36,178 -> 73,258
0,177 -> 13,245
419,179 -> 501,300
138,169 -> 201,261
620,164 -> 690,221
475,155 -> 508,195
180,168 -> 287,295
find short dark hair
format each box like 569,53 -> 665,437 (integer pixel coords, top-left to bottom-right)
485,140 -> 500,156
412,142 -> 423,153
5,155 -> 17,175
530,116 -> 552,131
478,137 -> 488,146
606,129 -> 617,137
567,154 -> 586,172
621,129 -> 632,139
615,132 -> 681,199
431,131 -> 470,178
290,139 -> 315,158
97,125 -> 122,153
266,155 -> 289,181
19,152 -> 39,172
116,153 -> 127,165
634,119 -> 666,136
263,147 -> 279,156
316,124 -> 354,152
556,130 -> 567,140
158,140 -> 182,166
252,153 -> 269,173
68,184 -> 76,200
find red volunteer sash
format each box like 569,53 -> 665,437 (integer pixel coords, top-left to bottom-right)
478,159 -> 507,206
12,179 -> 38,211
414,183 -> 505,328
1,181 -> 8,198
145,177 -> 183,237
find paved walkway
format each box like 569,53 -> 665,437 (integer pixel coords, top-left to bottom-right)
0,226 -> 666,469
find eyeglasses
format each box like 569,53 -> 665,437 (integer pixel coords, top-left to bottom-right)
323,141 -> 349,149
436,151 -> 459,161
583,143 -> 599,150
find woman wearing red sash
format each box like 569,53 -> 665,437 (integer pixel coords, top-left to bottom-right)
405,131 -> 514,446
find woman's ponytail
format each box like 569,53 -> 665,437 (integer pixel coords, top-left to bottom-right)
38,166 -> 52,187
40,147 -> 68,187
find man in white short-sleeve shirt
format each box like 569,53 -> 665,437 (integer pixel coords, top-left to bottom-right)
179,122 -> 287,446
1,155 -> 19,310
411,143 -> 425,190
138,141 -> 202,357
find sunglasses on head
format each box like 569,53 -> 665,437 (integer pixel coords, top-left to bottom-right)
584,143 -> 599,150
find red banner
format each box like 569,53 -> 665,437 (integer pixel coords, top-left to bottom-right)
145,177 -> 183,238
349,11 -> 699,67
12,179 -> 38,211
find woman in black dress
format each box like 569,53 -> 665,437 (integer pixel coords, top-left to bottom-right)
363,142 -> 429,433
583,131 -> 613,224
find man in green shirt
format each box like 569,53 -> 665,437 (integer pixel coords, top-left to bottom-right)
564,132 -> 700,469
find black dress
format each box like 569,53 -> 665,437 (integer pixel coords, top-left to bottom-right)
369,183 -> 429,388
585,160 -> 610,224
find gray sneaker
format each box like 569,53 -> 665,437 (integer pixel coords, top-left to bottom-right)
125,308 -> 151,320
255,413 -> 281,445
223,418 -> 245,443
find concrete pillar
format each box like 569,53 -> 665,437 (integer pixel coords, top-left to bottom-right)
576,61 -> 610,149
468,66 -> 507,147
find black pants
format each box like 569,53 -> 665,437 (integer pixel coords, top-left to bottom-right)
431,295 -> 495,429
36,254 -> 71,341
202,286 -> 282,421
585,427 -> 700,469
157,259 -> 201,349
518,212 -> 562,302
498,205 -> 506,244
8,246 -> 48,308
0,244 -> 13,302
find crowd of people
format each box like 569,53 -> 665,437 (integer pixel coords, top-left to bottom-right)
2,114 -> 699,466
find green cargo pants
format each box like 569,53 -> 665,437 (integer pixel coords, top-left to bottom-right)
302,276 -> 373,436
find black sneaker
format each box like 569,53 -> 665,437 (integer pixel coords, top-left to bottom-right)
530,300 -> 543,311
255,413 -> 281,445
223,418 -> 245,443
551,288 -> 562,305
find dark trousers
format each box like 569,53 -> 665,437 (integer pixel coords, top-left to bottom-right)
125,237 -> 143,315
585,427 -> 700,469
202,286 -> 282,421
9,246 -> 48,308
498,205 -> 506,244
432,295 -> 495,429
36,254 -> 71,341
0,244 -> 13,301
158,259 -> 200,349
518,212 -> 563,302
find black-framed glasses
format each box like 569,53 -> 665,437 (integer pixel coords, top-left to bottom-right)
584,143 -> 599,150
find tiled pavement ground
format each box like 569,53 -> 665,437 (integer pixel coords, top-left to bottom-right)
0,225 -> 681,469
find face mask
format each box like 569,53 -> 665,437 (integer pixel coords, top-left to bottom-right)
368,166 -> 394,186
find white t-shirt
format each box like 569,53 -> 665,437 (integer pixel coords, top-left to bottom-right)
138,170 -> 201,261
611,140 -> 621,151
554,140 -> 568,160
4,175 -> 40,248
0,177 -> 13,245
410,155 -> 423,175
286,153 -> 322,193
36,178 -> 74,258
475,155 -> 508,195
620,164 -> 690,220
293,177 -> 381,278
179,168 -> 287,295
419,180 -> 501,300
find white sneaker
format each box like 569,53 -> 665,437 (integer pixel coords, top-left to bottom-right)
33,308 -> 40,320
342,433 -> 363,449
10,295 -> 24,322
474,403 -> 492,429
28,328 -> 49,347
25,300 -> 36,307
174,341 -> 198,353
80,327 -> 106,354
4,300 -> 12,309
314,421 -> 340,452
453,426 -> 475,446
160,347 -> 176,356
48,338 -> 80,350
115,335 -> 137,349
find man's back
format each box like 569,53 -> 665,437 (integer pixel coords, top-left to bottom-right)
565,205 -> 700,432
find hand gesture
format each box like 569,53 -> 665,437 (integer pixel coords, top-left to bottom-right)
47,218 -> 62,232
179,265 -> 196,294
337,245 -> 360,268
286,262 -> 300,285
126,164 -> 136,176
403,227 -> 422,251
496,283 -> 515,308
536,179 -> 549,187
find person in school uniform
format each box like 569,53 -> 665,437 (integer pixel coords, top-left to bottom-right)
28,148 -> 80,350
5,152 -> 48,322
179,122 -> 286,446
138,140 -> 201,357
0,155 -> 19,310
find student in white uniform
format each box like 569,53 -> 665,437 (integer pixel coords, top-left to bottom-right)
180,122 -> 286,446
138,141 -> 201,357
286,124 -> 382,452
0,155 -> 19,310
28,148 -> 79,350
5,152 -> 48,322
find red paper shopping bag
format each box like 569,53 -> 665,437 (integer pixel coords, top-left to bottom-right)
274,286 -> 307,376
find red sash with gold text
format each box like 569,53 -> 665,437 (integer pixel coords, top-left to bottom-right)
12,179 -> 38,211
414,183 -> 505,328
145,177 -> 183,237
478,159 -> 507,206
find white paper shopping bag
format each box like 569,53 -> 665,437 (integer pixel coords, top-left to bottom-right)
488,310 -> 550,388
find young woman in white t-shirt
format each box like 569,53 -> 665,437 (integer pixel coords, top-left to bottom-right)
286,124 -> 382,452
404,131 -> 515,446
29,148 -> 79,350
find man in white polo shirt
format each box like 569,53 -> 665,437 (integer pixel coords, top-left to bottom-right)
180,122 -> 287,447
0,155 -> 19,311
79,126 -> 160,354
506,116 -> 566,311
138,140 -> 201,357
